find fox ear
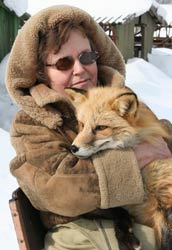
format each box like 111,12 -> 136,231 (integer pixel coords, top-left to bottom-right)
111,92 -> 138,118
64,87 -> 87,107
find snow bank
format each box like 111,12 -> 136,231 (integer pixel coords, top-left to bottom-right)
126,57 -> 172,121
0,53 -> 10,86
0,128 -> 18,250
148,48 -> 172,78
0,54 -> 18,132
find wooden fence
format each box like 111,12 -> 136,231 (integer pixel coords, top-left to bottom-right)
0,1 -> 29,62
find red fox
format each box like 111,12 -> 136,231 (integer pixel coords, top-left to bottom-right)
65,85 -> 172,250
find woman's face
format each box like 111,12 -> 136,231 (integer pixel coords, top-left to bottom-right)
45,30 -> 98,95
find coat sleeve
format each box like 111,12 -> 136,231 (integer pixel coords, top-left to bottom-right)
10,111 -> 144,217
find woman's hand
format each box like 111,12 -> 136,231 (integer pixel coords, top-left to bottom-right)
134,137 -> 172,169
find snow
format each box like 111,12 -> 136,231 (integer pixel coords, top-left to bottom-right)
0,128 -> 18,250
157,5 -> 172,24
27,0 -> 152,23
0,53 -> 18,132
3,0 -> 172,24
3,0 -> 28,17
26,0 -> 172,24
153,0 -> 172,24
1,0 -> 172,249
148,48 -> 172,78
126,57 -> 172,120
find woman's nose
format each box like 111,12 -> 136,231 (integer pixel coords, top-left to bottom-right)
73,59 -> 85,75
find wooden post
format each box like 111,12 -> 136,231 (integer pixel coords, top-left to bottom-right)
115,20 -> 135,62
141,13 -> 156,60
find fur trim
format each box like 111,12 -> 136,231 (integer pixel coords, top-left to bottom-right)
6,5 -> 125,128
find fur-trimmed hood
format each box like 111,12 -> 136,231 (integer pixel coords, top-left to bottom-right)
6,5 -> 125,129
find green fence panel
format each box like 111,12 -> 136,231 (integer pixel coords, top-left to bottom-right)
0,5 -> 20,61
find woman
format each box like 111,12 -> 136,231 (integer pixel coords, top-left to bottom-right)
6,5 -> 169,250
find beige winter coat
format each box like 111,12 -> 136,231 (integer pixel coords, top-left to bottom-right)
6,5 -> 144,228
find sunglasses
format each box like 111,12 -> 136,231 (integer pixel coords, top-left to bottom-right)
45,51 -> 99,71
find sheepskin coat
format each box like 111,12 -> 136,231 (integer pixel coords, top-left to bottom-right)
6,5 -> 144,228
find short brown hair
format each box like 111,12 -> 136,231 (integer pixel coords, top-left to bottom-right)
37,21 -> 95,83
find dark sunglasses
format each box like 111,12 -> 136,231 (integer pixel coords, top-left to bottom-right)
45,51 -> 99,71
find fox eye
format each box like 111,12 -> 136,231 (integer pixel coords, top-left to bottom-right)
95,125 -> 108,131
78,121 -> 84,131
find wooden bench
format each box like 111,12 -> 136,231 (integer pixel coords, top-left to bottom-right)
9,188 -> 46,250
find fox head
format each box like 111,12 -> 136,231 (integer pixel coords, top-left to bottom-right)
65,86 -> 168,158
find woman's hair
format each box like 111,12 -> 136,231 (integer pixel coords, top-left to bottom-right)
37,21 -> 95,83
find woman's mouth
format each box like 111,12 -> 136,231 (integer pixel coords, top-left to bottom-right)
72,79 -> 90,88
72,79 -> 88,86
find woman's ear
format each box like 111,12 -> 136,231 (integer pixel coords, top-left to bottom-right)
64,87 -> 87,108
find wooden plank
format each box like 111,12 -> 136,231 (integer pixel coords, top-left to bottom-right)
9,198 -> 29,250
141,13 -> 156,60
0,7 -> 6,61
9,188 -> 46,250
125,20 -> 135,60
115,21 -> 134,61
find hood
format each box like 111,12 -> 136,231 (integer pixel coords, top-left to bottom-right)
6,5 -> 125,129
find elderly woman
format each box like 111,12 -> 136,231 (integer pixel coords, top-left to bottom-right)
6,5 -> 168,250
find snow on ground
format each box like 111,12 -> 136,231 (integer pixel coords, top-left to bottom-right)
0,129 -> 18,250
148,48 -> 172,78
126,56 -> 172,121
0,53 -> 18,132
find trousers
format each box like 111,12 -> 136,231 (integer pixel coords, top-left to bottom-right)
44,218 -> 156,250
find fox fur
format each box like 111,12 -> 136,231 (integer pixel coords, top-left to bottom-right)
65,85 -> 172,250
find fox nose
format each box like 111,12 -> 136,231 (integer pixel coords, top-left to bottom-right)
70,145 -> 79,154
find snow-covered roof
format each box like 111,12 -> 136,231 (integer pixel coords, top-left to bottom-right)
152,0 -> 172,25
3,0 -> 28,17
27,0 -> 172,25
27,0 -> 152,24
3,0 -> 172,25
